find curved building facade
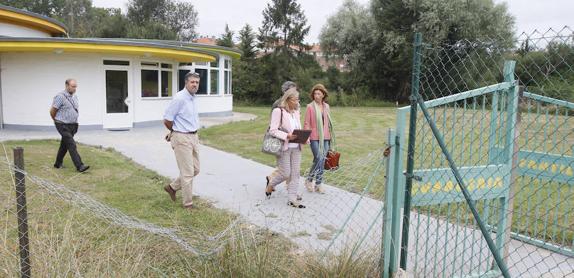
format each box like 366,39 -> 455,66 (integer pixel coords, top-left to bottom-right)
0,4 -> 240,130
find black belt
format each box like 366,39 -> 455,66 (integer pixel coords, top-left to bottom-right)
175,130 -> 197,134
55,121 -> 77,125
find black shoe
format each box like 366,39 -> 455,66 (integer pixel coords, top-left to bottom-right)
287,201 -> 305,208
265,176 -> 273,199
54,164 -> 63,169
77,165 -> 90,172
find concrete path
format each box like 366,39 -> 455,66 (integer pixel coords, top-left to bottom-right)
1,113 -> 573,277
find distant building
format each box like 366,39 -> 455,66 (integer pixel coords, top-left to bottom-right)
193,36 -> 217,46
307,43 -> 348,72
257,40 -> 348,72
0,4 -> 240,130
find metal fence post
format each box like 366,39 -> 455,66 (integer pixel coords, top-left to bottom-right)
381,129 -> 397,278
14,147 -> 31,278
399,32 -> 423,270
500,84 -> 524,262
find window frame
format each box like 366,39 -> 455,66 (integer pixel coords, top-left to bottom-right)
223,58 -> 232,95
140,61 -> 175,99
178,58 -> 222,96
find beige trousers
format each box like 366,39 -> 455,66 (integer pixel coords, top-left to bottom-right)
169,132 -> 200,207
269,148 -> 301,202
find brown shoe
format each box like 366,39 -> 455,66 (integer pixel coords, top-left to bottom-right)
164,184 -> 176,202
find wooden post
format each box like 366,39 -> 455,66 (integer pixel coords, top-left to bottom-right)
14,147 -> 31,278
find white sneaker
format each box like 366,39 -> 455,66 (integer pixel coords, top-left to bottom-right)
315,184 -> 325,194
305,180 -> 315,192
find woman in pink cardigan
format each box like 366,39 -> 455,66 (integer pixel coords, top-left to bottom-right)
265,87 -> 306,208
303,84 -> 332,193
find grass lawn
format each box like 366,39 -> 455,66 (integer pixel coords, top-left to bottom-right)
200,105 -> 398,177
0,140 -> 301,277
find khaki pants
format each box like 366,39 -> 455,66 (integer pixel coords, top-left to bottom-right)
169,132 -> 200,207
269,148 -> 301,202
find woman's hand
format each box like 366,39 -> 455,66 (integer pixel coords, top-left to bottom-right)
287,133 -> 298,141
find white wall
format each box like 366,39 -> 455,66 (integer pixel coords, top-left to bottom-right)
0,22 -> 52,38
1,52 -> 233,128
1,52 -> 105,126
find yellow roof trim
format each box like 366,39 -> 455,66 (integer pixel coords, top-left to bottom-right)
0,41 -> 216,62
0,9 -> 67,36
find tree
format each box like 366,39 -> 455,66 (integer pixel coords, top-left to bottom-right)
165,1 -> 199,41
233,24 -> 261,102
127,0 -> 198,41
258,0 -> 310,56
320,0 -> 515,102
2,0 -> 63,17
216,24 -> 235,47
237,24 -> 257,60
89,7 -> 128,38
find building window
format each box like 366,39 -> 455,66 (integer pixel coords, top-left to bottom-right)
141,62 -> 173,98
178,58 -> 221,95
195,68 -> 208,94
224,58 -> 232,94
210,69 -> 219,94
103,60 -> 130,66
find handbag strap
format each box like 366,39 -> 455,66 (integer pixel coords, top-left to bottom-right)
267,108 -> 283,131
63,93 -> 78,113
327,109 -> 336,151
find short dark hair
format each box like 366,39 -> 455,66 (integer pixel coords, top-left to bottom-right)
65,78 -> 75,85
185,72 -> 200,82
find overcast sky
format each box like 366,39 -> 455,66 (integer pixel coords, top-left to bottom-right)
91,0 -> 573,43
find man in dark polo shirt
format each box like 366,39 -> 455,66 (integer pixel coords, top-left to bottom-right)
50,78 -> 89,172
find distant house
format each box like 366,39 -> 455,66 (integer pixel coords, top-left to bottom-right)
193,36 -> 217,46
257,40 -> 348,72
0,4 -> 240,130
307,43 -> 348,72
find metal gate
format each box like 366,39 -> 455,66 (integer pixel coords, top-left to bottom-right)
382,32 -> 574,278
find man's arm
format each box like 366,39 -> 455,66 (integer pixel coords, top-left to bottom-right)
50,107 -> 58,121
163,119 -> 174,131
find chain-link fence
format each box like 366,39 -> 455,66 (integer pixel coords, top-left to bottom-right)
383,27 -> 574,277
0,136 -> 390,277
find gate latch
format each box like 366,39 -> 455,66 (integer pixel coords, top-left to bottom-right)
404,172 -> 423,181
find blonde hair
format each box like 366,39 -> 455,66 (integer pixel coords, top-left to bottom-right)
309,84 -> 328,102
277,87 -> 300,111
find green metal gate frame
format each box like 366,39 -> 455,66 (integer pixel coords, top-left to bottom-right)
382,33 -> 517,278
382,33 -> 574,277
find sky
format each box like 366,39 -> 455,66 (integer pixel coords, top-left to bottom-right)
91,0 -> 574,43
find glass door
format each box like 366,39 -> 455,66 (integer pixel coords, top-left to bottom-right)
103,65 -> 132,129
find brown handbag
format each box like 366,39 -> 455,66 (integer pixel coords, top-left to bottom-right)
324,112 -> 339,170
324,150 -> 340,170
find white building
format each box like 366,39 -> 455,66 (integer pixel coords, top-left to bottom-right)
0,4 -> 240,130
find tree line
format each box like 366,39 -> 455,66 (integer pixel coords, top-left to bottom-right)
4,0 -> 198,40
6,0 -> 572,104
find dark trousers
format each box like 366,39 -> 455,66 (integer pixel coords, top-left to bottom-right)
54,122 -> 83,169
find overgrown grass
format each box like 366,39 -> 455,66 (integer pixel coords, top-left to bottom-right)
201,105 -> 397,177
0,140 -> 380,276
